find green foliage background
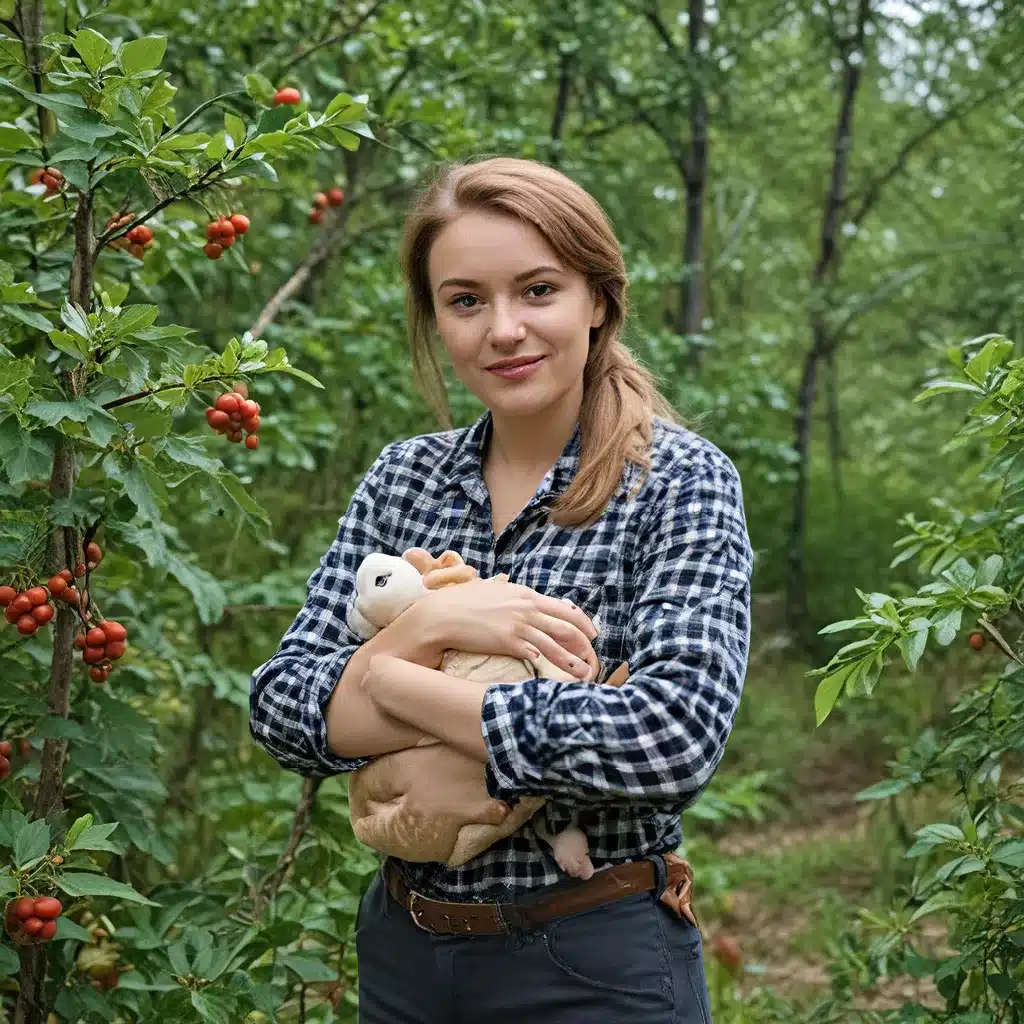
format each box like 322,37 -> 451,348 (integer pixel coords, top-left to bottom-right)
1,0 -> 1022,1021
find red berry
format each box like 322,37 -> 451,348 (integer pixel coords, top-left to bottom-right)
309,208 -> 324,225
326,187 -> 344,206
61,587 -> 79,605
29,168 -> 44,186
313,192 -> 328,209
0,757 -> 9,781
44,167 -> 63,183
240,399 -> 259,419
74,631 -> 87,649
39,919 -> 58,941
32,604 -> 54,626
5,605 -> 21,625
968,632 -> 985,650
33,897 -> 61,920
26,587 -> 47,606
104,641 -> 126,661
58,569 -> 73,584
47,575 -> 68,597
41,174 -> 61,192
215,393 -> 241,414
102,621 -> 127,643
227,430 -> 243,443
22,917 -> 43,936
16,615 -> 37,636
0,586 -> 15,606
205,222 -> 223,242
83,646 -> 105,665
127,225 -> 153,245
216,217 -> 235,238
229,214 -> 250,235
232,381 -> 249,398
86,542 -> 102,565
10,594 -> 32,616
245,435 -> 259,450
14,898 -> 35,921
219,232 -> 236,249
0,741 -> 10,758
208,410 -> 231,431
86,626 -> 107,647
89,666 -> 107,682
273,87 -> 301,105
242,415 -> 260,432
203,243 -> 223,260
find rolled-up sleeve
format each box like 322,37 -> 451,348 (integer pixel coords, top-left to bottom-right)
480,445 -> 753,807
249,444 -> 395,777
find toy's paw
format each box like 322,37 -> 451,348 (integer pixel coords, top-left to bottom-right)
557,852 -> 595,880
551,827 -> 594,880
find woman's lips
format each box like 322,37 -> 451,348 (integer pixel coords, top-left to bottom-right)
487,356 -> 546,380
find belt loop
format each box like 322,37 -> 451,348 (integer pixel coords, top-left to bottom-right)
650,853 -> 668,896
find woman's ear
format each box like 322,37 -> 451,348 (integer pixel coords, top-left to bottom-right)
590,290 -> 607,330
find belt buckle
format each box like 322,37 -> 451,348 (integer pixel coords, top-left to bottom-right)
407,892 -> 436,935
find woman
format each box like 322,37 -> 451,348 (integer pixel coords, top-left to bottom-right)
250,156 -> 753,1023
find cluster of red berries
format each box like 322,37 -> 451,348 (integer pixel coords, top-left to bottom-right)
74,620 -> 127,684
0,549 -> 98,637
0,738 -> 31,782
273,86 -> 302,106
205,382 -> 261,449
202,213 -> 250,261
104,212 -> 154,261
28,167 -> 65,195
308,186 -> 344,224
4,895 -> 62,946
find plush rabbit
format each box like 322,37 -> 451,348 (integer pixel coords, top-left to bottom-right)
345,548 -> 627,877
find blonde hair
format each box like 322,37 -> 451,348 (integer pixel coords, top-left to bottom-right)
399,156 -> 680,528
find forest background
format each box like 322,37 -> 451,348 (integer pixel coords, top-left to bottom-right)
1,0 -> 1022,1021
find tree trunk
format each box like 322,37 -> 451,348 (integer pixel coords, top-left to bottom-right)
15,190 -> 93,1024
679,0 -> 708,367
549,50 -> 572,166
786,0 -> 870,641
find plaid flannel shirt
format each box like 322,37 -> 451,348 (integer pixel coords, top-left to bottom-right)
250,410 -> 753,901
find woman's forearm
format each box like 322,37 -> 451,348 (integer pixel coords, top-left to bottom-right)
325,603 -> 447,759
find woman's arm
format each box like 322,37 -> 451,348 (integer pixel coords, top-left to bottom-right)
475,443 -> 754,808
250,442 -> 445,774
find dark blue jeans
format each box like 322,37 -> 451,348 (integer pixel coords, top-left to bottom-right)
355,859 -> 713,1023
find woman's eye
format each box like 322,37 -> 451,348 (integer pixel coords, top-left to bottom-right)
528,284 -> 553,298
452,295 -> 477,309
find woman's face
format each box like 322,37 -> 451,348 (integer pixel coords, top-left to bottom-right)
427,210 -> 606,422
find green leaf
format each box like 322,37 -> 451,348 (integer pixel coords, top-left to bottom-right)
190,989 -> 239,1023
914,380 -> 985,402
279,954 -> 336,983
14,819 -> 51,868
915,823 -> 965,846
61,302 -> 92,340
909,889 -> 962,924
48,329 -> 89,361
113,305 -> 159,338
243,72 -> 275,106
119,36 -> 166,76
165,551 -> 227,625
0,418 -> 54,485
993,840 -> 1024,868
1,304 -> 53,331
964,337 -> 1013,384
104,454 -> 165,522
977,554 -> 1003,587
74,28 -> 114,75
898,626 -> 927,672
932,607 -> 962,646
0,124 -> 35,150
58,871 -> 159,906
209,472 -> 270,525
818,617 -> 872,635
205,131 -> 228,160
814,661 -> 856,726
856,777 -> 910,801
26,400 -> 93,426
64,814 -> 93,849
324,92 -> 354,117
69,822 -> 123,854
158,435 -> 222,474
0,944 -> 18,977
225,112 -> 246,145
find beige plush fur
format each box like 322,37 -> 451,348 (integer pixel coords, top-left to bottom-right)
346,549 -> 627,870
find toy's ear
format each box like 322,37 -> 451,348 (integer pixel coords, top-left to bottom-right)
401,548 -> 435,574
435,550 -> 464,569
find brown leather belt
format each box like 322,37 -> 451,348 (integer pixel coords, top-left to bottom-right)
383,854 -> 697,936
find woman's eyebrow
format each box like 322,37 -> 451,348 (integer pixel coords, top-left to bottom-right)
436,265 -> 566,293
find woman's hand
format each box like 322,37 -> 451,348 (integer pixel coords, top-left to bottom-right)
410,578 -> 601,681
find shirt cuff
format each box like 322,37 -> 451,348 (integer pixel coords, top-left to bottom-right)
481,679 -> 552,800
306,645 -> 375,776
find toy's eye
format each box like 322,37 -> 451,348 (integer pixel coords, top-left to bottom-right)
374,573 -> 391,588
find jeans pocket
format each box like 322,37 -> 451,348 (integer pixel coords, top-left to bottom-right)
542,893 -> 674,999
655,903 -> 711,1024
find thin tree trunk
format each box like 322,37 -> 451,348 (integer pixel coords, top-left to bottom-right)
825,349 -> 843,504
786,0 -> 870,640
549,50 -> 572,166
680,0 -> 708,367
15,191 -> 92,1024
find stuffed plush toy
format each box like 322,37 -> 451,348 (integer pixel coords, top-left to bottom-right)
346,548 -> 628,877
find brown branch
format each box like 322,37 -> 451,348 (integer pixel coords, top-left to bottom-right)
252,776 -> 324,917
270,0 -> 390,80
100,376 -> 235,412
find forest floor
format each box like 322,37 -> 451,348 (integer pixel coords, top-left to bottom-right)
694,640 -> 959,1018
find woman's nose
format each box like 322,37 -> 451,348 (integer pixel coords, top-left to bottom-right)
487,299 -> 526,343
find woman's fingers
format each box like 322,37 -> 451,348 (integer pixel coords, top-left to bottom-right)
521,625 -> 594,680
531,592 -> 599,641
